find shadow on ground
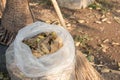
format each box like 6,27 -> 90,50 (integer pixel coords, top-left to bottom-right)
0,44 -> 8,73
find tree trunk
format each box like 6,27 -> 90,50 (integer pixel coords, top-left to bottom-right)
0,0 -> 33,45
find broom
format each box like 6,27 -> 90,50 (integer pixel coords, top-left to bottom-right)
75,50 -> 104,80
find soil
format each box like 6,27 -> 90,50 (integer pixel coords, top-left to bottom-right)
0,0 -> 120,80
29,0 -> 120,79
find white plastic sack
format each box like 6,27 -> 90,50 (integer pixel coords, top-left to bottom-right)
57,0 -> 95,9
6,21 -> 75,80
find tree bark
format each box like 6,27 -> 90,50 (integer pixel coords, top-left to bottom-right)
0,0 -> 33,45
1,0 -> 33,32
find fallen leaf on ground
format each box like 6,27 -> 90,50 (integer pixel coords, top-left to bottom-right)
101,68 -> 110,73
95,21 -> 102,24
116,10 -> 120,13
103,39 -> 109,43
106,21 -> 111,24
114,17 -> 120,24
78,19 -> 85,23
100,44 -> 109,52
75,42 -> 80,47
118,62 -> 120,67
101,18 -> 107,22
66,23 -> 71,27
112,42 -> 120,46
101,15 -> 105,18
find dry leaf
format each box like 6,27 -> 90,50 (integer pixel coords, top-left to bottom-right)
66,23 -> 71,27
112,42 -> 120,46
101,68 -> 110,73
78,20 -> 85,23
116,10 -> 120,13
101,18 -> 107,22
101,44 -> 109,52
103,39 -> 109,43
106,21 -> 111,24
118,62 -> 120,67
114,17 -> 120,24
23,32 -> 63,58
95,21 -> 102,24
75,42 -> 80,46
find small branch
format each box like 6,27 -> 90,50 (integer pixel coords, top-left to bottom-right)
51,0 -> 66,28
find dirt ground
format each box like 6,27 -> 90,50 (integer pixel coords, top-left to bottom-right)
29,0 -> 120,80
0,0 -> 120,80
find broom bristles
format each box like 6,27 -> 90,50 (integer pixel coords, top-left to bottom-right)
75,50 -> 104,80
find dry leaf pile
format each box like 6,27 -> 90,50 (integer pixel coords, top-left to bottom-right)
8,32 -> 63,80
23,32 -> 63,58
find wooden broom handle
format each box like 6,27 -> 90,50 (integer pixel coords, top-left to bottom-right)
51,0 -> 66,28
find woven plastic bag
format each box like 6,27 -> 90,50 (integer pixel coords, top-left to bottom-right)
57,0 -> 95,9
6,21 -> 75,80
